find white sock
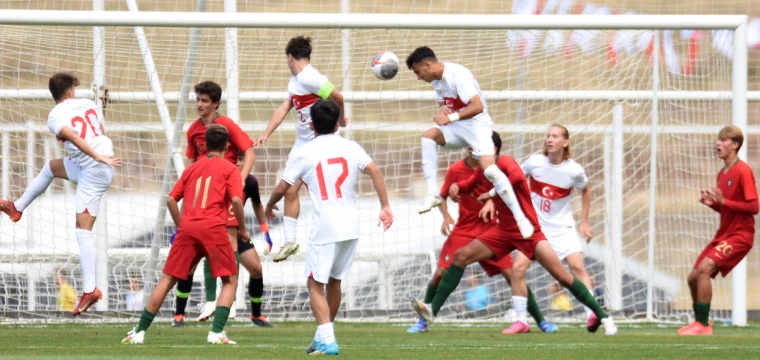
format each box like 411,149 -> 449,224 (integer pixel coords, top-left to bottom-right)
512,296 -> 529,325
75,229 -> 97,293
283,216 -> 297,245
483,165 -> 527,222
585,306 -> 594,319
13,161 -> 55,212
317,322 -> 336,344
421,138 -> 439,195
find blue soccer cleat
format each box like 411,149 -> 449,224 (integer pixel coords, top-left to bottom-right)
406,319 -> 429,333
309,341 -> 339,356
306,340 -> 319,354
539,320 -> 559,333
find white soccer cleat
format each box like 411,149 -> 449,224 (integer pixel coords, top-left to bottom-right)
411,298 -> 434,324
121,327 -> 145,344
417,194 -> 442,214
273,243 -> 300,262
207,331 -> 237,345
602,317 -> 618,336
516,218 -> 535,239
229,301 -> 237,319
198,301 -> 216,322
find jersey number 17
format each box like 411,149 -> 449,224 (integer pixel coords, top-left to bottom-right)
315,157 -> 348,201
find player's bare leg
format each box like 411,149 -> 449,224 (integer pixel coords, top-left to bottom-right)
418,128 -> 444,214
0,159 -> 68,222
207,274 -> 238,344
326,278 -> 342,322
307,278 -> 339,355
123,273 -> 179,344
508,253 -> 558,333
565,252 -> 595,324
679,258 -> 716,335
72,211 -> 102,316
275,181 -> 302,262
240,248 -> 273,327
478,154 -> 533,239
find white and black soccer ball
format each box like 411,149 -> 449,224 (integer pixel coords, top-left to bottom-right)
371,51 -> 399,81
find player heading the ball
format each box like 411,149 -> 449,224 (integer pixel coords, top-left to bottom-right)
0,73 -> 121,317
265,99 -> 393,355
405,46 -> 533,239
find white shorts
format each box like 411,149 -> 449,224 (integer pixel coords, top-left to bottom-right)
437,120 -> 494,157
544,227 -> 584,261
63,157 -> 114,217
305,239 -> 358,284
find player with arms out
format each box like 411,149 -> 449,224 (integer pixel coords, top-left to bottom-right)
265,100 -> 393,355
405,46 -> 533,240
175,80 -> 256,323
407,132 -> 557,334
411,150 -> 617,336
0,73 -> 120,316
510,124 -> 597,333
122,124 -> 248,345
678,125 -> 757,336
257,36 -> 348,263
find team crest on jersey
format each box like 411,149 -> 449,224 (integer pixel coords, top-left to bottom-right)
196,141 -> 207,154
728,179 -> 733,187
445,255 -> 450,262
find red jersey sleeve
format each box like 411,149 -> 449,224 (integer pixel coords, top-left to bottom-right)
741,164 -> 758,202
170,170 -> 188,202
185,124 -> 198,159
226,166 -> 244,200
226,120 -> 254,154
456,168 -> 484,193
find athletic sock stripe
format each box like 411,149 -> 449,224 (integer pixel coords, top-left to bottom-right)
250,296 -> 263,303
176,290 -> 191,298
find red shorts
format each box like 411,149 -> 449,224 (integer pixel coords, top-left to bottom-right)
694,234 -> 753,278
439,232 -> 513,276
164,243 -> 237,280
476,227 -> 547,261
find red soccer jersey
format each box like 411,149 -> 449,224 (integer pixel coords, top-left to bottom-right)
456,155 -> 542,234
440,159 -> 495,237
170,156 -> 244,245
714,160 -> 758,239
185,115 -> 254,165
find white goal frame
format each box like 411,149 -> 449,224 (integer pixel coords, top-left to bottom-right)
0,11 -> 749,325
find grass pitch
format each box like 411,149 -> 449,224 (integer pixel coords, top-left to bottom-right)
1,321 -> 759,359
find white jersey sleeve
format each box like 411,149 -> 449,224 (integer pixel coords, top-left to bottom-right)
572,165 -> 589,190
47,98 -> 114,169
521,155 -> 538,177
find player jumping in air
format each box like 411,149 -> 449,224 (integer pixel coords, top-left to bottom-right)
411,150 -> 617,335
122,124 -> 249,345
257,36 -> 348,263
0,73 -> 120,316
407,132 -> 557,334
678,125 -> 757,336
175,81 -> 256,323
172,153 -> 274,328
265,99 -> 393,355
405,46 -> 533,240
509,124 -> 597,333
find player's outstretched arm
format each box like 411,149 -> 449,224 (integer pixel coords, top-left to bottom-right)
438,199 -> 455,235
326,89 -> 348,127
167,197 -> 181,227
265,180 -> 292,220
580,182 -> 593,242
453,171 -> 481,202
257,99 -> 293,146
364,162 -> 393,230
58,127 -> 121,168
239,147 -> 255,182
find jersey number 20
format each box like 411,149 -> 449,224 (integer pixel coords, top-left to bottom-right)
71,109 -> 101,139
316,157 -> 348,200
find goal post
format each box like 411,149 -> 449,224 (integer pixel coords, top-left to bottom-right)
0,11 -> 750,325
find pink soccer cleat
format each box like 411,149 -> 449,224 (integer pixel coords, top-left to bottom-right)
501,321 -> 530,334
680,322 -> 713,336
587,312 -> 601,333
72,288 -> 103,316
677,321 -> 698,335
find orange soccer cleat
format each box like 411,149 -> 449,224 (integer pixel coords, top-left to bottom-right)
0,200 -> 22,222
679,321 -> 713,336
72,288 -> 103,317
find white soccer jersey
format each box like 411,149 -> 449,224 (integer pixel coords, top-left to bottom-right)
286,64 -> 334,142
432,62 -> 491,125
47,98 -> 114,169
521,154 -> 588,231
282,134 -> 373,244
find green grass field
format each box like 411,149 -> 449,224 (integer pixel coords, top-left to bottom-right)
1,321 -> 759,359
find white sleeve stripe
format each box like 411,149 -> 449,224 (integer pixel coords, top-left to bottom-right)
359,160 -> 373,171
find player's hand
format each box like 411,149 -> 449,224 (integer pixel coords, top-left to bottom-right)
709,186 -> 724,205
239,228 -> 250,242
255,135 -> 268,147
441,215 -> 455,235
438,105 -> 453,116
449,184 -> 461,202
98,155 -> 121,169
377,206 -> 394,231
265,204 -> 278,220
580,222 -> 593,243
700,189 -> 715,206
479,199 -> 495,222
433,112 -> 451,126
476,191 -> 493,204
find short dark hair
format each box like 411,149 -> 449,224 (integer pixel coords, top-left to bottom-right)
205,124 -> 229,153
49,73 -> 79,101
195,81 -> 222,110
310,99 -> 340,135
492,132 -> 502,156
405,46 -> 437,70
286,36 -> 312,60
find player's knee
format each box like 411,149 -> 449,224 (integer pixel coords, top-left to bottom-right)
452,248 -> 474,265
249,263 -> 263,278
569,264 -> 587,278
696,261 -> 716,278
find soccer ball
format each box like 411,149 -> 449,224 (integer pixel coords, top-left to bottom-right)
371,52 -> 399,81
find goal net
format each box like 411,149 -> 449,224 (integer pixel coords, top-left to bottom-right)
0,10 -> 753,324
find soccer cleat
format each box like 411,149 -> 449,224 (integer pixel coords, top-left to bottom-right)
417,194 -> 442,214
680,322 -> 713,336
0,200 -> 22,222
587,312 -> 600,333
310,341 -> 340,356
515,217 -> 535,239
198,301 -> 216,322
251,315 -> 275,327
677,321 -> 699,335
306,340 -> 319,354
207,331 -> 237,345
411,298 -> 434,324
229,302 -> 237,319
601,317 -> 618,336
121,327 -> 145,345
72,287 -> 103,316
406,319 -> 429,333
273,243 -> 300,262
538,320 -> 559,333
501,321 -> 530,334
172,314 -> 185,327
